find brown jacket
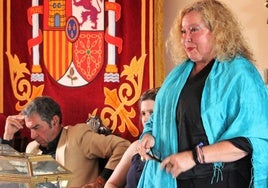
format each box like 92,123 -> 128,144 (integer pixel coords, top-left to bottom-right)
26,123 -> 130,187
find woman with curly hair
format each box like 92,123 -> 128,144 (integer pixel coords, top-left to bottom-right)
138,0 -> 268,187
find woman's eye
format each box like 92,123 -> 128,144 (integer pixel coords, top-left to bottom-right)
181,29 -> 186,34
190,27 -> 199,33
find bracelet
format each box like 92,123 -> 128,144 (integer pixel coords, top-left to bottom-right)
192,142 -> 205,165
196,142 -> 205,164
192,146 -> 200,165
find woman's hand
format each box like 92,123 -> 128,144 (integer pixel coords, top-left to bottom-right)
160,141 -> 249,178
161,151 -> 196,178
137,134 -> 155,161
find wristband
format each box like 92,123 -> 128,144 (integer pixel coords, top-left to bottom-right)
192,146 -> 200,165
192,142 -> 205,165
196,142 -> 205,164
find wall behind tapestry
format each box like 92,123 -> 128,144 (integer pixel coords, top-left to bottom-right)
0,0 -> 165,143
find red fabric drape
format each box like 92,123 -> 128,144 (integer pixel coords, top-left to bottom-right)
1,0 -> 156,143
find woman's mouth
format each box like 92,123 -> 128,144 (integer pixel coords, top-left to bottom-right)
187,47 -> 194,52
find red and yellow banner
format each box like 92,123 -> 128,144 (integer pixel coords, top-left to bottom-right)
0,0 -> 164,142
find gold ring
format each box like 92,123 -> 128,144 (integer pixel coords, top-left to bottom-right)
166,162 -> 173,168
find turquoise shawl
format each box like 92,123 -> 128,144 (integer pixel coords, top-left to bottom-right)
138,56 -> 268,188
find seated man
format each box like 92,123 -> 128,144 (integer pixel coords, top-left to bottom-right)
1,96 -> 130,187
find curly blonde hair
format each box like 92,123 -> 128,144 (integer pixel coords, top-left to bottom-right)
166,0 -> 254,64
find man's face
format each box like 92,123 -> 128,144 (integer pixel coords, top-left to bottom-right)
24,113 -> 57,147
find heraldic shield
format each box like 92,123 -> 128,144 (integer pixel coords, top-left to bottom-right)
42,0 -> 104,87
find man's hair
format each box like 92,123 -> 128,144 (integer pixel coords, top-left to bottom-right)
21,96 -> 62,125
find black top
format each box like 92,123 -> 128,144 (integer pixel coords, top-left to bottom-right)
176,60 -> 252,180
39,128 -> 63,159
126,153 -> 145,188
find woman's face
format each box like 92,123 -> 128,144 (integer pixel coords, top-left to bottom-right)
140,99 -> 155,126
181,11 -> 214,64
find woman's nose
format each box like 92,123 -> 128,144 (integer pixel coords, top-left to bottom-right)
185,32 -> 192,42
144,114 -> 150,123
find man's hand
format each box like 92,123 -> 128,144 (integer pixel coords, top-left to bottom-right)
3,115 -> 25,140
81,176 -> 106,188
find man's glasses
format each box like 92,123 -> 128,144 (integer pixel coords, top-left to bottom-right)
147,148 -> 162,162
